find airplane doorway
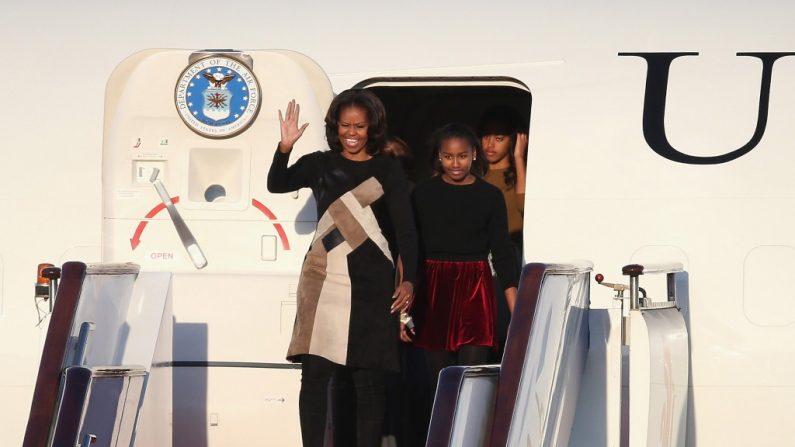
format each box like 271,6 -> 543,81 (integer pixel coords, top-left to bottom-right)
353,77 -> 532,446
353,77 -> 532,183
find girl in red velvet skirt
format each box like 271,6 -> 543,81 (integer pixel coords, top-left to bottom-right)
410,123 -> 519,395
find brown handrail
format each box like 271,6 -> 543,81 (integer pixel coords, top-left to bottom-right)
488,263 -> 548,446
425,367 -> 467,447
23,262 -> 87,447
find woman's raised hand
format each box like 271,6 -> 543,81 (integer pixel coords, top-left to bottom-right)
514,133 -> 528,162
513,133 -> 528,194
278,99 -> 309,153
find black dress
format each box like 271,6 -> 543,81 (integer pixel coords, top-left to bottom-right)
268,149 -> 417,372
411,175 -> 519,351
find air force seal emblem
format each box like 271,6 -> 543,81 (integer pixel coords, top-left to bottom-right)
175,55 -> 261,138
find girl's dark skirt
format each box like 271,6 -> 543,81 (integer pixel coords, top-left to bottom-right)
413,259 -> 497,352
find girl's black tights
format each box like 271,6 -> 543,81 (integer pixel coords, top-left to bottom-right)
423,345 -> 491,393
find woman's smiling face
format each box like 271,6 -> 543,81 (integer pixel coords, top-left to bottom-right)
337,106 -> 369,159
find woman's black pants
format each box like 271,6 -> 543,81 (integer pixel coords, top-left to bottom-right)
299,354 -> 385,447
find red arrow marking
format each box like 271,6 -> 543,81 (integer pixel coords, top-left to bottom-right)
129,197 -> 290,251
130,197 -> 180,250
130,222 -> 147,250
252,199 -> 290,250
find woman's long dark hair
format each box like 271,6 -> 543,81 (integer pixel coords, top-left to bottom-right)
478,106 -> 525,189
428,123 -> 487,177
325,89 -> 387,155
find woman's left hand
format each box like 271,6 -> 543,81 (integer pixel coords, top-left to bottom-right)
391,281 -> 414,313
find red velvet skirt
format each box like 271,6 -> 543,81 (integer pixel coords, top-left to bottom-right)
413,259 -> 496,352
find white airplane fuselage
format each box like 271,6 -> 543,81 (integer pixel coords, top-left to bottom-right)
2,1 -> 794,445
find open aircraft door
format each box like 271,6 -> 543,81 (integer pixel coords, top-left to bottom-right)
571,263 -> 690,447
101,49 -> 334,446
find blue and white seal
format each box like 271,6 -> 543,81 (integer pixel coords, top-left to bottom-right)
175,55 -> 261,138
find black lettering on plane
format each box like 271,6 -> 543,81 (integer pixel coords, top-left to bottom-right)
619,52 -> 795,165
